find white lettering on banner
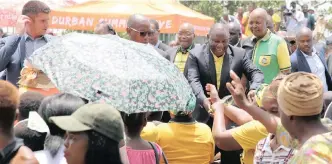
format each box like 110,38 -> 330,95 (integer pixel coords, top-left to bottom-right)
119,19 -> 126,28
193,25 -> 210,32
51,16 -> 174,30
52,16 -> 94,27
157,20 -> 172,29
98,18 -> 127,28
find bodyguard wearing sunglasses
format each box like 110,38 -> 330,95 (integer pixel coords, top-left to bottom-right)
126,14 -> 170,61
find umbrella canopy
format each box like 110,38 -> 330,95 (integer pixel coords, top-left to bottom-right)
28,33 -> 196,114
49,0 -> 214,36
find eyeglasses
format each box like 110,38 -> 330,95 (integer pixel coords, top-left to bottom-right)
129,27 -> 153,37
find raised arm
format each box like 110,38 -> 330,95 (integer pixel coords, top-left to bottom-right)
226,70 -> 279,134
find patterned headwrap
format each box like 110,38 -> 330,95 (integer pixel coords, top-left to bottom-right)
277,72 -> 323,116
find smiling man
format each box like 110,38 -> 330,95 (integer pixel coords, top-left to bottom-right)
0,0 -> 53,86
186,23 -> 264,163
249,8 -> 291,84
166,23 -> 195,75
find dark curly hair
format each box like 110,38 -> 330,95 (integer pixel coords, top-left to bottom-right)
84,130 -> 122,164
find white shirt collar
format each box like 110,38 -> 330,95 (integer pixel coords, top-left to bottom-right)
301,48 -> 318,58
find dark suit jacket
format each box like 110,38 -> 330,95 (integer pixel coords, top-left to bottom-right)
0,35 -> 52,86
291,49 -> 332,90
154,47 -> 170,61
187,43 -> 264,118
157,42 -> 171,52
166,44 -> 198,77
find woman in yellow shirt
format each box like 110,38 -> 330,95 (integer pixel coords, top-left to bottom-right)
209,74 -> 285,164
155,111 -> 215,164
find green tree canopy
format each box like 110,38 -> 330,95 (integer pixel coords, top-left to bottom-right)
180,1 -> 286,22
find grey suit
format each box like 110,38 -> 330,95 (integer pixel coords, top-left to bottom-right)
157,42 -> 171,52
187,43 -> 264,123
0,35 -> 52,86
154,47 -> 170,61
166,44 -> 198,77
291,49 -> 332,90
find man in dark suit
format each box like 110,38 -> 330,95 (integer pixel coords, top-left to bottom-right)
187,23 -> 263,164
0,1 -> 52,86
228,22 -> 242,47
187,23 -> 264,124
291,27 -> 332,91
148,19 -> 171,52
126,14 -> 170,61
166,23 -> 196,76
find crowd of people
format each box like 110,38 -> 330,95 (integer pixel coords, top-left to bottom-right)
0,0 -> 331,164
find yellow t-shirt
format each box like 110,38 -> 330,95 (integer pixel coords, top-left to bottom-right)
174,51 -> 189,73
156,122 -> 215,164
231,120 -> 268,164
243,12 -> 253,37
140,122 -> 158,142
212,51 -> 224,90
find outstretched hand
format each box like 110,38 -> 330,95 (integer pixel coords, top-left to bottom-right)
206,84 -> 220,104
226,70 -> 251,109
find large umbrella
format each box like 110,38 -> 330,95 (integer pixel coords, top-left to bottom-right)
28,33 -> 196,114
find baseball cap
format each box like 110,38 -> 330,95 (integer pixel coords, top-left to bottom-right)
50,103 -> 124,142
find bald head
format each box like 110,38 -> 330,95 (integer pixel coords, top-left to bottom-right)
177,23 -> 195,49
250,8 -> 268,21
209,23 -> 229,36
126,14 -> 151,44
127,14 -> 149,28
249,8 -> 268,38
228,22 -> 241,46
178,23 -> 195,34
228,22 -> 241,32
296,27 -> 312,39
296,27 -> 313,54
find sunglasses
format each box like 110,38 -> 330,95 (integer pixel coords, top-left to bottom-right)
290,40 -> 296,45
129,27 -> 153,37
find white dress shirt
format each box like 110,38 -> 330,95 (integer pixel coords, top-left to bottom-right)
302,48 -> 328,92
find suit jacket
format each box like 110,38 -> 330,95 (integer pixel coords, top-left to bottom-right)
154,47 -> 170,61
187,43 -> 264,108
0,35 -> 52,86
166,44 -> 198,77
291,49 -> 332,90
157,42 -> 171,52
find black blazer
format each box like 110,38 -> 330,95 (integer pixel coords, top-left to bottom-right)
291,49 -> 332,90
154,47 -> 170,61
166,44 -> 197,77
186,43 -> 264,106
157,42 -> 171,52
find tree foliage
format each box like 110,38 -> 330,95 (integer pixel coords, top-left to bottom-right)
180,1 -> 286,22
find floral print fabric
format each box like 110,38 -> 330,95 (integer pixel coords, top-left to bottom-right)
29,33 -> 196,114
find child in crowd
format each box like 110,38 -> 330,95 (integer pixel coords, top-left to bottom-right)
121,112 -> 167,164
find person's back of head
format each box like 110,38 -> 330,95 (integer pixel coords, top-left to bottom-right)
38,93 -> 86,156
18,91 -> 44,121
0,80 -> 38,164
121,112 -> 147,138
0,80 -> 19,137
14,120 -> 46,151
